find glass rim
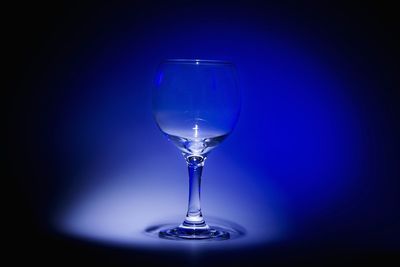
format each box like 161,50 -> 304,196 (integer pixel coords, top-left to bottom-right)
162,59 -> 233,65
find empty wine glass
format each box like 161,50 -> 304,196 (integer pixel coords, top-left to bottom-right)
152,59 -> 241,240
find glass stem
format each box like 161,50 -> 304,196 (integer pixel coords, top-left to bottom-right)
183,155 -> 207,228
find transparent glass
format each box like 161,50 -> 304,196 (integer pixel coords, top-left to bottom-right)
152,59 -> 241,240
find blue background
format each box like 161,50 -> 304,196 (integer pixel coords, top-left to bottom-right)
7,1 -> 399,265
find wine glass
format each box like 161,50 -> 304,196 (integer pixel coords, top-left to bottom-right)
152,59 -> 241,240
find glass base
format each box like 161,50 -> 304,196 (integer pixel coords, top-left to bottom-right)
159,224 -> 230,240
145,217 -> 245,241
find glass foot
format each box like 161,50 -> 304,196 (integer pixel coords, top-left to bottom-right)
145,218 -> 245,241
159,224 -> 230,240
